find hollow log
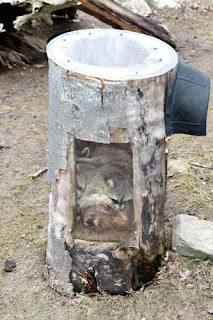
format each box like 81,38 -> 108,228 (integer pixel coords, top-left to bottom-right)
45,29 -> 178,295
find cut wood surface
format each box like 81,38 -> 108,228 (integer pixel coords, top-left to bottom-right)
78,0 -> 176,48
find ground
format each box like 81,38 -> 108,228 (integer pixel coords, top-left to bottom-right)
0,2 -> 213,319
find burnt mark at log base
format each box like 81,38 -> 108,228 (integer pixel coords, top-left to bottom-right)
70,244 -> 132,294
131,251 -> 162,290
68,242 -> 164,295
71,265 -> 100,294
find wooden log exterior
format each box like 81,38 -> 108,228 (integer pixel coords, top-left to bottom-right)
45,30 -> 178,294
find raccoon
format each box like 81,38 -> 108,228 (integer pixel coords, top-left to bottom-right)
76,143 -> 133,211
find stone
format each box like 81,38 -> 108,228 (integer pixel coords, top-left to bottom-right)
172,214 -> 213,260
147,0 -> 180,9
3,259 -> 17,272
185,283 -> 194,289
193,145 -> 203,151
115,0 -> 151,16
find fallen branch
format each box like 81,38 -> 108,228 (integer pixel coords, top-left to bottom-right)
77,0 -> 176,48
188,162 -> 213,171
28,167 -> 48,179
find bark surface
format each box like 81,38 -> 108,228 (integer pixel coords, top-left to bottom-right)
46,59 -> 169,294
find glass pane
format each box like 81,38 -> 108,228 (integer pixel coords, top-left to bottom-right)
74,140 -> 136,245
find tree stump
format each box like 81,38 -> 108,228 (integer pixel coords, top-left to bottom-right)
45,29 -> 178,295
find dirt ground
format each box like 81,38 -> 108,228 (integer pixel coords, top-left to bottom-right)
0,2 -> 213,319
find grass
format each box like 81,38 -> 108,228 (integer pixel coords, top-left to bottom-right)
167,169 -> 213,212
0,177 -> 49,261
0,195 -> 10,201
0,244 -> 11,259
10,184 -> 28,192
167,130 -> 213,216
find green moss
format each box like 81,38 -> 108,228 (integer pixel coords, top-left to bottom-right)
119,242 -> 129,249
0,195 -> 10,201
10,184 -> 28,196
30,238 -> 47,249
10,184 -> 28,192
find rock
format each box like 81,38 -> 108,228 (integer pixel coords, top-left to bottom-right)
115,0 -> 151,16
172,214 -> 213,260
147,0 -> 180,9
3,259 -> 17,272
193,145 -> 203,151
185,283 -> 194,289
167,159 -> 189,177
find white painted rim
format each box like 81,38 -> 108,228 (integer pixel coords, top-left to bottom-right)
47,29 -> 178,81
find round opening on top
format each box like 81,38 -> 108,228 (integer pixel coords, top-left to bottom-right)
47,29 -> 178,81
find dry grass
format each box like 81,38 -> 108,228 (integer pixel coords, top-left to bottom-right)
167,169 -> 213,212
